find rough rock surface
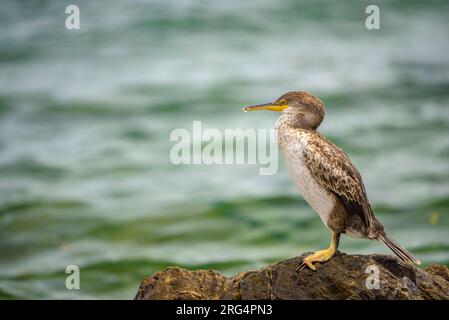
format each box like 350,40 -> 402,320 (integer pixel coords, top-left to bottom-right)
134,252 -> 449,300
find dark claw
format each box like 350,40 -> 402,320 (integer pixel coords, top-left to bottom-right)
296,259 -> 307,272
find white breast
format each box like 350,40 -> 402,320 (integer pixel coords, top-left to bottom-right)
279,131 -> 335,227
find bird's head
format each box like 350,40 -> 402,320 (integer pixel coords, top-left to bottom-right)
243,91 -> 325,130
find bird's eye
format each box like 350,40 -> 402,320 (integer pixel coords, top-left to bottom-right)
279,99 -> 287,105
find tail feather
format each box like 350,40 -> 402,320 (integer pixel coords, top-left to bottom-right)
377,234 -> 421,265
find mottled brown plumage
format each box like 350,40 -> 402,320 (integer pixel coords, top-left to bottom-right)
244,91 -> 420,270
303,131 -> 375,233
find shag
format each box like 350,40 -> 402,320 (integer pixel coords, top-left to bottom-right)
244,91 -> 420,271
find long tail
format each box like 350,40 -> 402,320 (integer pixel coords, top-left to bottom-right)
377,234 -> 421,265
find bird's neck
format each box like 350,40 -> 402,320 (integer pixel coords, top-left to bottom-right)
275,112 -> 321,131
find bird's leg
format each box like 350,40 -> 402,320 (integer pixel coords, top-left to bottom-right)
297,232 -> 340,272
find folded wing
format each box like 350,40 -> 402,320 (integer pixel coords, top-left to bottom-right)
302,134 -> 375,229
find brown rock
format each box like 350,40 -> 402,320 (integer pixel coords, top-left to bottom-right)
134,252 -> 449,300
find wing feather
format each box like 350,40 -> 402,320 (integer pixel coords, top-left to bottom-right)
303,134 -> 374,228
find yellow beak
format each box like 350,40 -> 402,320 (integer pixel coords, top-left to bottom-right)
243,103 -> 288,112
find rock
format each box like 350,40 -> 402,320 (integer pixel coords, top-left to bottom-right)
134,252 -> 449,300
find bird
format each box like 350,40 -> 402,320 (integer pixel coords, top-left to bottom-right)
243,91 -> 420,271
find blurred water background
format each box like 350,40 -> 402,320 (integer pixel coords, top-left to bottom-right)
0,0 -> 448,299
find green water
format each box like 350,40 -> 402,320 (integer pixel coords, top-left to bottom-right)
0,0 -> 449,299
